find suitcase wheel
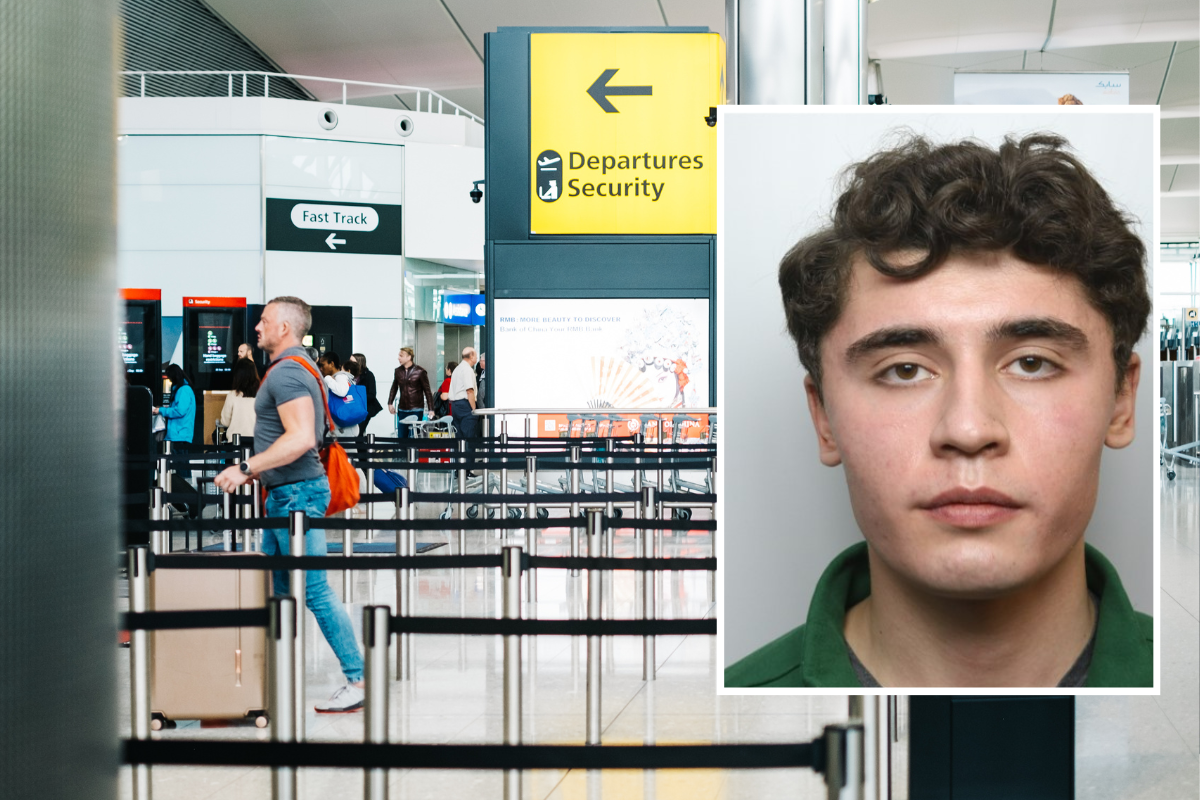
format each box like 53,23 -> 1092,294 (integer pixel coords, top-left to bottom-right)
536,507 -> 549,519
466,505 -> 479,519
150,712 -> 175,731
251,711 -> 269,728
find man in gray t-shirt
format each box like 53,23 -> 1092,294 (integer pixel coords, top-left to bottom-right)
252,346 -> 324,488
215,296 -> 365,713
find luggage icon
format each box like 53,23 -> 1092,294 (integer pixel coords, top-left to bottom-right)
535,149 -> 562,203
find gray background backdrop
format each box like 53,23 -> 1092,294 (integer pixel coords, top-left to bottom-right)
720,108 -> 1157,666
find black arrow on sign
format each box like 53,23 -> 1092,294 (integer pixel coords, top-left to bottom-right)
586,69 -> 652,113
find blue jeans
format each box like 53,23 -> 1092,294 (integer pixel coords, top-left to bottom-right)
263,477 -> 364,684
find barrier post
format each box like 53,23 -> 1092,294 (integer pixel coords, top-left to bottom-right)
821,722 -> 865,800
499,421 -> 509,539
585,509 -> 603,745
162,439 -> 173,494
287,510 -> 307,741
128,546 -> 152,800
366,433 -> 375,542
151,487 -> 166,554
342,508 -> 353,602
457,439 -> 468,554
269,596 -> 297,800
396,486 -> 411,680
569,445 -> 581,576
251,478 -> 262,552
641,486 -> 656,681
525,456 -> 537,602
363,605 -> 390,800
406,445 -> 416,500
501,545 -> 523,800
222,482 -> 233,551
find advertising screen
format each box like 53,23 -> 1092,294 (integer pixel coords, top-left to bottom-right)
197,311 -> 235,373
121,305 -> 148,374
494,298 -> 709,409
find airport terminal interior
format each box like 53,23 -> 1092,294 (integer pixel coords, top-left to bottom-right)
1,0 -> 1198,798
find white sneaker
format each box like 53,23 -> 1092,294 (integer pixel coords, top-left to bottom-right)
315,683 -> 364,713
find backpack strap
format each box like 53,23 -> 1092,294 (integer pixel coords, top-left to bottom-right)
263,355 -> 335,436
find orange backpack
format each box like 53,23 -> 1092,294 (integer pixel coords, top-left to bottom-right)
263,355 -> 361,516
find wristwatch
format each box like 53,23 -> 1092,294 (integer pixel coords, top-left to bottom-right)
239,461 -> 253,476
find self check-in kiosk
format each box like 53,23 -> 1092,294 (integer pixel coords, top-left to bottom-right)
183,296 -> 247,444
120,288 -> 162,402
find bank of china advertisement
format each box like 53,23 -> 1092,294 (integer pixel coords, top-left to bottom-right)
529,33 -> 724,235
494,298 -> 710,440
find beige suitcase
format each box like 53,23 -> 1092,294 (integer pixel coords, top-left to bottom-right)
149,554 -> 269,728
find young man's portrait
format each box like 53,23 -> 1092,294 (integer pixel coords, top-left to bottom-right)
719,109 -> 1157,689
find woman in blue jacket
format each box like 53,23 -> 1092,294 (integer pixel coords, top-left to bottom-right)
154,364 -> 196,445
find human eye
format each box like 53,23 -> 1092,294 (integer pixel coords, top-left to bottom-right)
1003,354 -> 1062,379
876,362 -> 935,385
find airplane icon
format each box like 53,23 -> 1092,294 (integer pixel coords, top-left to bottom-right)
538,155 -> 561,168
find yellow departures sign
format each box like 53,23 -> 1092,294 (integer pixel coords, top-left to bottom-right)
530,32 -> 724,235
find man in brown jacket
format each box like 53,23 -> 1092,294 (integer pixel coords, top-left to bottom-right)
387,346 -> 435,438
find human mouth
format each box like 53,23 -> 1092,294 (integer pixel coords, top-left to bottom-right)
920,487 -> 1022,528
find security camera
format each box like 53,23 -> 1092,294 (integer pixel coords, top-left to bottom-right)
867,94 -> 887,105
704,106 -> 717,127
470,179 -> 484,204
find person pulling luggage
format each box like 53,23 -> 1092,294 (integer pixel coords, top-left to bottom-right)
214,295 -> 365,713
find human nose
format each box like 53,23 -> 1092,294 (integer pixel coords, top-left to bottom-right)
929,367 -> 1010,458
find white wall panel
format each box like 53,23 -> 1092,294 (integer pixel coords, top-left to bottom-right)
118,250 -> 262,315
117,183 -> 261,251
264,250 -> 402,317
117,135 -> 260,186
353,317 -> 405,437
263,135 -> 403,199
402,142 -> 484,266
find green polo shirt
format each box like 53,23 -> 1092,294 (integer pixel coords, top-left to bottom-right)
725,542 -> 1153,688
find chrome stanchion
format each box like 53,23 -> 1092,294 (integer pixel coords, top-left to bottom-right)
251,478 -> 262,552
269,596 -> 297,800
641,486 -> 656,681
525,456 -> 538,603
129,546 -> 152,800
406,445 -> 416,501
151,487 -> 165,554
366,433 -> 376,542
396,486 -> 411,680
820,722 -> 865,800
222,483 -> 233,551
363,605 -> 390,800
342,508 -> 353,602
287,511 -> 307,741
585,509 -> 603,745
569,445 -> 581,576
499,421 -> 509,540
457,439 -> 468,554
502,545 -> 523,800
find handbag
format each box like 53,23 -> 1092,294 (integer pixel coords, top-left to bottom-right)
263,356 -> 360,516
372,469 -> 408,494
329,382 -> 369,429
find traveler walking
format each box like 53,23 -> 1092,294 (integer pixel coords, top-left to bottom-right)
387,346 -> 435,438
214,296 -> 365,712
434,361 -> 456,420
318,352 -> 360,438
449,348 -> 479,451
347,352 -> 383,435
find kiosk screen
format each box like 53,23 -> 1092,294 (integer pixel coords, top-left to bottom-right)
121,305 -> 148,374
198,311 -> 234,373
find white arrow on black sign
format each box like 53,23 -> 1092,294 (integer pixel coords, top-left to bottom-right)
325,232 -> 347,250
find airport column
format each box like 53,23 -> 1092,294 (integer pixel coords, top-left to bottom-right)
1,0 -> 119,797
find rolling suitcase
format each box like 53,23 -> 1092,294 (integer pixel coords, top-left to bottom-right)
149,552 -> 269,728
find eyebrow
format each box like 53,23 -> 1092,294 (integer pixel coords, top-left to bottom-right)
844,325 -> 942,365
987,317 -> 1090,351
843,317 -> 1091,366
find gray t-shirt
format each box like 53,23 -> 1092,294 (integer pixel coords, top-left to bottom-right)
254,346 -> 326,488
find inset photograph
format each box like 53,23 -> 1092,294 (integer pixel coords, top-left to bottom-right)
719,107 -> 1158,690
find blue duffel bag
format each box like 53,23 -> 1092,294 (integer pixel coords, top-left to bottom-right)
373,469 -> 408,494
329,384 -> 369,428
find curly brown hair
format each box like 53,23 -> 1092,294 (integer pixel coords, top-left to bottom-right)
778,132 -> 1149,397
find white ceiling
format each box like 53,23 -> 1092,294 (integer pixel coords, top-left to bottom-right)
203,0 -> 1198,235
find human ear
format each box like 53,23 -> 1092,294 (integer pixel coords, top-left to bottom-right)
1105,352 -> 1140,449
804,375 -> 843,466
